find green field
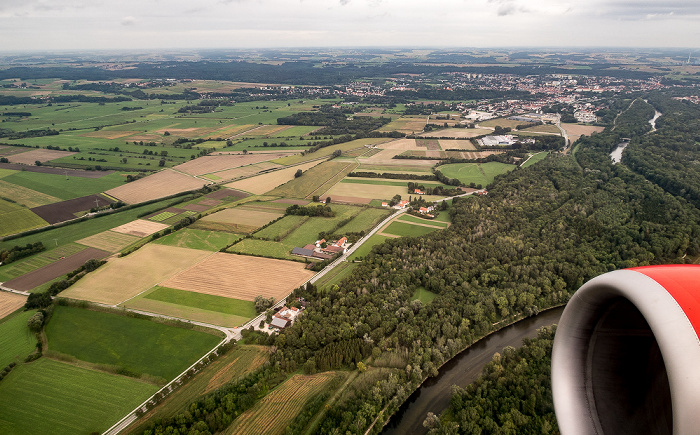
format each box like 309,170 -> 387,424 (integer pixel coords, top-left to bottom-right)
3,171 -> 135,201
314,261 -> 359,290
347,233 -> 390,261
0,199 -> 48,237
0,196 -> 188,252
153,228 -> 242,251
149,211 -> 177,221
0,310 -> 37,368
338,208 -> 393,234
145,286 -> 256,318
383,221 -> 441,237
127,344 -> 269,434
0,358 -> 158,435
438,162 -> 516,186
521,151 -> 549,168
253,215 -> 309,240
227,238 -> 301,261
45,305 -> 222,381
0,243 -> 86,282
411,286 -> 438,304
266,160 -> 358,199
271,138 -> 388,166
397,214 -> 449,228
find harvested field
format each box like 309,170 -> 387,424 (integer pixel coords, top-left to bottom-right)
0,179 -> 60,208
437,139 -> 477,150
212,124 -> 257,137
2,248 -> 110,292
0,292 -> 26,319
105,169 -> 205,204
153,229 -> 242,251
8,149 -> 76,165
198,199 -> 223,207
420,127 -> 491,138
319,195 -> 371,204
160,253 -> 314,302
377,117 -> 427,134
206,188 -> 249,200
76,231 -> 141,253
562,123 -> 604,143
239,125 -> 293,136
0,163 -> 114,178
79,130 -> 140,139
266,161 -> 357,199
200,208 -> 282,230
225,161 -> 321,194
190,220 -> 254,234
30,194 -> 115,224
375,138 -> 419,150
416,139 -> 441,150
183,203 -> 210,212
111,219 -> 169,237
202,162 -> 281,182
173,154 -> 288,176
325,182 -> 445,202
60,244 -> 212,305
224,373 -> 338,435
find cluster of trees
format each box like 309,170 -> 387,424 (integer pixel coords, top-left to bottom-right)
427,326 -> 558,434
254,295 -> 275,312
0,242 -> 44,264
407,182 -> 462,197
277,106 -> 392,135
285,204 -> 335,217
0,128 -> 58,140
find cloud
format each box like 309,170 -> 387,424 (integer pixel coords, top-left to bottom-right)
489,0 -> 528,16
339,0 -> 351,5
121,16 -> 136,26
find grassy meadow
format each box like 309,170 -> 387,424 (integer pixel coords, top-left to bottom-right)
0,310 -> 37,368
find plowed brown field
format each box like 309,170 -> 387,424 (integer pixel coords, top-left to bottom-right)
8,149 -> 76,165
160,253 -> 314,302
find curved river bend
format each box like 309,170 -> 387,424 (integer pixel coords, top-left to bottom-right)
382,307 -> 564,435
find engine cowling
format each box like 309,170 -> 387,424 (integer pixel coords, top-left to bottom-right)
551,265 -> 700,435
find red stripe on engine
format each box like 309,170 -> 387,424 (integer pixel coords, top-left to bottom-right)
631,265 -> 700,341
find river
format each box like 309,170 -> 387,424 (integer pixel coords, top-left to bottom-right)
381,306 -> 564,435
609,139 -> 630,164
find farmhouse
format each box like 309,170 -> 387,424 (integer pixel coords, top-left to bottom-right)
395,200 -> 410,209
418,206 -> 434,214
414,188 -> 425,195
271,306 -> 302,329
270,317 -> 290,329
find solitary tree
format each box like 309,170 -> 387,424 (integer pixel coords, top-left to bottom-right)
295,169 -> 303,178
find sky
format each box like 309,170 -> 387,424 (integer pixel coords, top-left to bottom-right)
0,0 -> 698,51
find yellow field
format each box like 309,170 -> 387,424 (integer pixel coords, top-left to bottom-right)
173,154 -> 289,176
377,117 -> 428,134
421,127 -> 491,138
76,230 -> 141,252
0,292 -> 26,320
239,125 -> 294,137
224,372 -> 338,435
435,139 -> 476,150
212,124 -> 257,137
199,208 -> 282,228
562,123 -> 605,143
160,253 -> 314,302
326,182 -> 445,202
202,162 -> 281,182
225,161 -> 321,194
105,169 -> 205,204
60,244 -> 212,305
79,130 -> 140,139
0,180 -> 60,208
111,219 -> 170,237
8,149 -> 76,165
519,124 -> 562,134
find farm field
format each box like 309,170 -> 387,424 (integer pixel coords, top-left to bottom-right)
398,214 -> 450,228
313,261 -> 359,290
160,252 -> 314,302
30,193 -> 115,224
520,124 -> 561,134
254,215 -> 308,241
76,230 -> 141,252
420,128 -> 492,138
2,170 -> 134,201
0,243 -> 86,282
325,181 -> 446,203
436,139 -> 478,150
0,199 -> 48,237
127,345 -> 269,434
438,161 -> 516,186
5,148 -> 76,165
266,160 -> 357,199
0,310 -> 35,368
225,160 -> 321,194
382,221 -> 441,238
224,372 -> 340,435
562,123 -> 605,143
2,247 -> 110,292
153,228 -> 242,251
201,161 -> 281,182
478,118 -> 524,129
0,179 -> 59,208
337,207 -> 393,234
376,116 -> 427,134
172,153 -> 288,176
357,164 -> 433,174
0,358 -> 158,435
271,138 -> 389,166
105,169 -> 206,204
111,219 -> 170,237
60,244 -> 211,305
198,207 -> 283,233
0,292 -> 27,320
122,286 -> 257,328
347,233 -> 390,261
226,238 -> 300,260
45,305 -> 222,380
0,196 -> 189,253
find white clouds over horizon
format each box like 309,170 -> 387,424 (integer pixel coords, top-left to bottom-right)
0,0 -> 697,50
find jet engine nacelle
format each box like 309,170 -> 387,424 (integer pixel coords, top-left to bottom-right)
552,265 -> 700,435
